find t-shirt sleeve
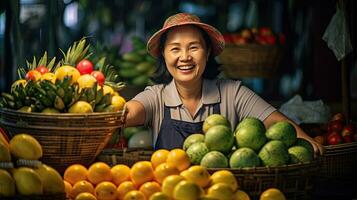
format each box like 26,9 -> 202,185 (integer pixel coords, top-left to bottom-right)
234,84 -> 276,122
131,86 -> 159,126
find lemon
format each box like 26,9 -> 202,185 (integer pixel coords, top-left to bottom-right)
55,65 -> 80,84
102,85 -> 115,95
75,192 -> 97,200
110,95 -> 126,111
210,170 -> 238,191
41,72 -> 57,84
180,165 -> 211,188
68,101 -> 93,113
12,167 -> 43,195
259,188 -> 286,200
149,192 -> 171,200
161,175 -> 185,197
35,164 -> 65,194
233,190 -> 251,200
0,169 -> 16,196
172,180 -> 201,200
77,74 -> 97,89
9,134 -> 43,160
17,106 -> 32,112
207,183 -> 234,200
41,108 -> 60,114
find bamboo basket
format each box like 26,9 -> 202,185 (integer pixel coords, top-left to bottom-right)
208,160 -> 319,200
0,108 -> 126,173
96,148 -> 154,167
218,44 -> 283,78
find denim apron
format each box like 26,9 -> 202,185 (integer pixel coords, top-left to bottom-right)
154,103 -> 220,150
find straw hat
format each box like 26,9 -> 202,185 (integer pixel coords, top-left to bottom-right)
147,13 -> 225,58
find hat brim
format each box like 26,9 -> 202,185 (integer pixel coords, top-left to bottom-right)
147,22 -> 225,58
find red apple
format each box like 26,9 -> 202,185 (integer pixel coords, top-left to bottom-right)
341,124 -> 354,137
255,35 -> 268,45
35,65 -> 49,74
343,135 -> 353,143
232,35 -> 248,45
327,132 -> 343,145
327,120 -> 344,133
265,35 -> 276,45
259,27 -> 273,36
91,70 -> 105,86
76,59 -> 94,75
223,33 -> 234,44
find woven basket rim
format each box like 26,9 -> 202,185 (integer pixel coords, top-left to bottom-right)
224,43 -> 284,49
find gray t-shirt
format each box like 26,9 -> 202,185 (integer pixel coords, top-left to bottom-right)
132,78 -> 276,145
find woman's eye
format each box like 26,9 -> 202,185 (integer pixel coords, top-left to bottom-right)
171,47 -> 179,51
190,46 -> 198,50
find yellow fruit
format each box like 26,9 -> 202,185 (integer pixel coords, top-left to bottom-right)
87,162 -> 112,185
172,180 -> 201,200
75,192 -> 97,200
68,101 -> 93,113
77,74 -> 98,89
0,141 -> 11,162
166,149 -> 190,171
9,134 -> 42,160
34,164 -> 65,194
41,72 -> 57,84
130,161 -> 154,187
117,181 -> 136,200
64,180 -> 72,198
139,181 -> 161,199
0,169 -> 16,196
17,106 -> 32,112
207,183 -> 234,200
111,164 -> 131,186
151,149 -> 170,169
95,181 -> 118,200
210,170 -> 238,192
199,196 -> 219,200
123,190 -> 146,200
71,180 -> 95,199
154,162 -> 179,184
102,85 -> 115,95
111,95 -> 126,111
64,164 -> 88,185
41,108 -> 60,113
149,192 -> 171,200
233,190 -> 251,200
55,65 -> 80,84
259,188 -> 286,200
12,167 -> 43,195
180,165 -> 210,188
161,175 -> 185,198
11,79 -> 27,92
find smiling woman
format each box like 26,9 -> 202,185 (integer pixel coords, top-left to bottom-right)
124,12 -> 323,154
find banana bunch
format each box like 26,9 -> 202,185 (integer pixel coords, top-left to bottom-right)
117,37 -> 156,86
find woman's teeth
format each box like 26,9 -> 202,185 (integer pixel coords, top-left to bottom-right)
177,65 -> 194,70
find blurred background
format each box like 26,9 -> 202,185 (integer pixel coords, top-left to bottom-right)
0,0 -> 356,120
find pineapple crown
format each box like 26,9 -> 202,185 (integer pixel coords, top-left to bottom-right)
59,37 -> 92,67
17,51 -> 57,79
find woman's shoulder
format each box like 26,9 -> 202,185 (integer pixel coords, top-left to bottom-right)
216,78 -> 243,90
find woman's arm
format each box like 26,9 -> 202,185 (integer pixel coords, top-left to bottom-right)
124,100 -> 146,127
263,110 -> 324,155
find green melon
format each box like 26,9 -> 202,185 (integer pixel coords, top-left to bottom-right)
186,142 -> 209,165
288,146 -> 313,164
229,147 -> 260,168
200,151 -> 229,168
266,121 -> 297,147
202,114 -> 231,133
183,134 -> 205,150
258,140 -> 290,167
205,125 -> 234,153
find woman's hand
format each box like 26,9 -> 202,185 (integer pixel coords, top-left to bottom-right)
305,137 -> 325,156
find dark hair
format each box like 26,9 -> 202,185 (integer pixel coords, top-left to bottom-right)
151,26 -> 221,84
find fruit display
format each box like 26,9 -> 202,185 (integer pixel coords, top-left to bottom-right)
0,133 -> 65,197
0,38 -> 126,113
223,27 -> 286,46
116,37 -> 156,87
311,113 -> 357,146
184,115 -> 314,168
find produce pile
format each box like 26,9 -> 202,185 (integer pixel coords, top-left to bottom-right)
0,38 -> 126,113
0,133 -> 64,197
184,114 -> 314,168
62,148 -> 286,200
223,27 -> 285,45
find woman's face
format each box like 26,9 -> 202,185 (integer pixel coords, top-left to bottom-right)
162,25 -> 210,85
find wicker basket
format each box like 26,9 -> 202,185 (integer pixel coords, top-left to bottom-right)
218,44 -> 283,78
96,148 -> 154,167
208,160 -> 319,200
0,108 -> 125,173
0,193 -> 66,200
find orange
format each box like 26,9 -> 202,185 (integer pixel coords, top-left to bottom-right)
166,149 -> 190,171
154,163 -> 179,184
180,165 -> 210,188
151,149 -> 170,169
172,180 -> 201,200
111,164 -> 131,186
75,192 -> 97,200
95,181 -> 118,200
259,188 -> 286,200
233,190 -> 251,200
149,192 -> 170,200
210,170 -> 238,191
70,180 -> 95,199
130,161 -> 154,187
123,190 -> 146,200
139,181 -> 161,199
161,175 -> 185,198
206,183 -> 233,200
63,164 -> 88,185
117,181 -> 136,200
87,162 -> 112,185
63,180 -> 72,198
